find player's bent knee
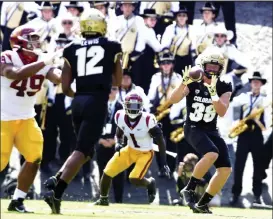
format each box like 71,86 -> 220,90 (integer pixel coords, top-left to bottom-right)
26,156 -> 42,165
203,152 -> 219,162
129,178 -> 142,186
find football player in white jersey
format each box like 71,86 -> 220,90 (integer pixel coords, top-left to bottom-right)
94,92 -> 170,205
0,24 -> 61,213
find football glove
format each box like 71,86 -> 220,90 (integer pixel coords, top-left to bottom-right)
115,143 -> 123,156
182,65 -> 194,86
204,75 -> 218,97
161,164 -> 171,179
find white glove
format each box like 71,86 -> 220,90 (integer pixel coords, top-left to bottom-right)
182,65 -> 194,86
43,51 -> 60,66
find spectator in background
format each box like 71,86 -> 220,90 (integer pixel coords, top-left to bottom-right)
229,72 -> 268,206
65,1 -> 84,17
96,87 -> 125,203
27,2 -> 58,52
194,2 -> 218,56
139,1 -> 179,37
1,2 -> 40,51
179,2 -> 195,25
161,6 -> 195,75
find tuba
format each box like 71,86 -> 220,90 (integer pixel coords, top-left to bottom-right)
170,127 -> 184,143
229,104 -> 270,138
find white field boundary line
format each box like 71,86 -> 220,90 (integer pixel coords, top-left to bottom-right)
14,206 -> 271,219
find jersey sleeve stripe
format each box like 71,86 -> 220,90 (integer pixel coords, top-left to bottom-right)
146,115 -> 151,127
139,150 -> 154,179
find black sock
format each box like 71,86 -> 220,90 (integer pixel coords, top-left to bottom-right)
177,177 -> 185,192
185,176 -> 200,191
198,192 -> 214,206
100,173 -> 112,197
54,179 -> 68,199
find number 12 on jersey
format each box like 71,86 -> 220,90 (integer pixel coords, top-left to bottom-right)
76,46 -> 105,77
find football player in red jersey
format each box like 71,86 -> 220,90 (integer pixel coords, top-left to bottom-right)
1,25 -> 61,213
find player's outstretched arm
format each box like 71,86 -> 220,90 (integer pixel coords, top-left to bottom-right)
1,61 -> 46,80
62,60 -> 74,97
115,127 -> 124,153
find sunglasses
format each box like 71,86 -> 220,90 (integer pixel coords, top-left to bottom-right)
111,87 -> 118,91
215,34 -> 227,38
62,21 -> 73,25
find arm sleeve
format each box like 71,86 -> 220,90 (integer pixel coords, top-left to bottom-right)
1,2 -> 9,26
230,93 -> 248,107
217,80 -> 232,97
145,27 -> 162,52
161,25 -> 173,48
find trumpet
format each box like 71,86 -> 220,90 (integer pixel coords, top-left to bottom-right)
170,127 -> 184,143
122,52 -> 130,70
229,104 -> 270,138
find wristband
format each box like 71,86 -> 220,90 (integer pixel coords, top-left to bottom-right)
211,94 -> 219,102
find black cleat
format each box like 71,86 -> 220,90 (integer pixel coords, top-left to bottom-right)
44,190 -> 61,214
180,188 -> 196,210
229,195 -> 239,206
147,177 -> 156,203
44,176 -> 57,190
193,204 -> 212,214
8,198 -> 34,213
93,197 -> 109,206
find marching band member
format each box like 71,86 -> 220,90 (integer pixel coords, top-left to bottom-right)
161,6 -> 195,75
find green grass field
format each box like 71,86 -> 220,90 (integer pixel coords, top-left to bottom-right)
1,199 -> 271,219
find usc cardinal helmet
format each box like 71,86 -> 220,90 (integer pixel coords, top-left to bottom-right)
9,25 -> 41,50
124,92 -> 143,119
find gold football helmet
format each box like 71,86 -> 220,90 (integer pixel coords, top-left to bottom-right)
200,51 -> 225,78
79,8 -> 107,37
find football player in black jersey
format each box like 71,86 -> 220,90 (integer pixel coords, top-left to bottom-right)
165,52 -> 232,213
43,8 -> 123,214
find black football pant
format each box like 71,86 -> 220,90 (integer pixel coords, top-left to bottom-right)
96,144 -> 124,203
232,129 -> 265,197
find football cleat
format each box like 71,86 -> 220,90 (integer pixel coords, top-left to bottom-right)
180,188 -> 196,210
8,198 -> 34,213
93,197 -> 109,206
44,190 -> 61,214
193,203 -> 212,214
147,177 -> 156,203
44,176 -> 58,190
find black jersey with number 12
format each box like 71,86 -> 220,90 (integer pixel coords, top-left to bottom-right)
62,37 -> 122,96
186,79 -> 232,130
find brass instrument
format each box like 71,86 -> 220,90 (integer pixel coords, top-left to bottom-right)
40,96 -> 48,130
170,127 -> 184,143
122,52 -> 130,70
156,108 -> 170,121
229,104 -> 270,138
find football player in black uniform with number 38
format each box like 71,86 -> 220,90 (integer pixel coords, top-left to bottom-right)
165,52 -> 232,213
43,9 -> 123,214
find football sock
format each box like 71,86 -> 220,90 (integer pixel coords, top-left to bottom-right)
13,188 -> 27,200
185,176 -> 200,191
100,173 -> 112,197
177,177 -> 184,192
54,179 -> 68,199
197,192 -> 214,206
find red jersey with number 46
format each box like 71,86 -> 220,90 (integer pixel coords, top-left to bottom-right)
1,50 -> 51,121
114,109 -> 157,151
